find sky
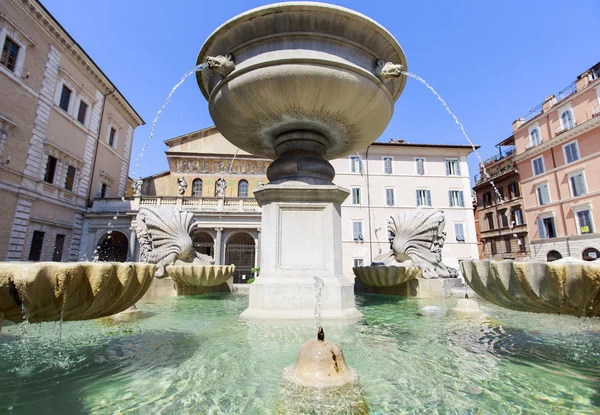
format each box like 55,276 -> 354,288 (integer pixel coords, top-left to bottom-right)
43,0 -> 600,184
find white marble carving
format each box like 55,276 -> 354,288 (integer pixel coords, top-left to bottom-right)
133,177 -> 143,196
215,177 -> 227,197
177,177 -> 187,196
206,55 -> 235,78
375,60 -> 404,83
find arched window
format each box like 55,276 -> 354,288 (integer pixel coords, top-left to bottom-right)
238,179 -> 249,198
561,110 -> 574,130
546,250 -> 562,262
530,128 -> 541,145
192,179 -> 203,197
582,247 -> 600,261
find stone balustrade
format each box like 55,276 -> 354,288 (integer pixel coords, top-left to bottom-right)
89,196 -> 261,213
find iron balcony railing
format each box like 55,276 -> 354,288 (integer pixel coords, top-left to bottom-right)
481,146 -> 516,167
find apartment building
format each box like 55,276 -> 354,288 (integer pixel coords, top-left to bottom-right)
512,62 -> 600,261
473,135 -> 530,259
0,0 -> 143,261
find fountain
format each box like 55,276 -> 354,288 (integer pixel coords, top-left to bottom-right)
197,2 -> 407,321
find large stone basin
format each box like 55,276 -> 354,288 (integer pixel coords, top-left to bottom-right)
0,262 -> 155,329
460,259 -> 600,317
352,265 -> 420,287
166,265 -> 235,295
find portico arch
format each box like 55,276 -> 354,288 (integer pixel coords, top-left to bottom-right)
97,231 -> 128,262
224,230 -> 256,283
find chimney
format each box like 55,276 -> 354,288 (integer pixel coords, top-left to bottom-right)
512,118 -> 525,132
542,94 -> 556,113
576,70 -> 590,92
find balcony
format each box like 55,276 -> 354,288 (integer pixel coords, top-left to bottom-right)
520,82 -> 577,124
90,196 -> 261,213
481,146 -> 515,168
474,159 -> 517,186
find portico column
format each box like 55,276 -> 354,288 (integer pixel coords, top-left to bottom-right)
255,227 -> 261,271
128,225 -> 137,261
214,227 -> 223,265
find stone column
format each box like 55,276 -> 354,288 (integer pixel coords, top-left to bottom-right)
128,225 -> 137,261
214,227 -> 223,265
255,227 -> 261,272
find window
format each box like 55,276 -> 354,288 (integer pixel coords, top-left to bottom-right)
192,179 -> 203,197
560,109 -> 575,130
100,183 -> 108,198
352,221 -> 363,241
454,223 -> 465,242
415,158 -> 425,175
483,192 -> 492,207
570,172 -> 586,197
486,214 -> 495,230
536,183 -> 550,205
108,127 -> 117,147
498,210 -> 509,228
505,238 -> 511,253
351,187 -> 361,205
28,231 -> 45,261
530,128 -> 541,146
532,157 -> 545,176
449,190 -> 465,207
518,236 -> 526,252
383,157 -> 392,174
513,208 -> 523,226
52,234 -> 66,262
44,155 -> 57,184
353,258 -> 364,267
238,179 -> 248,198
77,101 -> 88,124
445,159 -> 460,176
508,182 -> 519,198
495,187 -> 504,202
582,248 -> 600,261
385,188 -> 395,206
537,217 -> 557,239
490,240 -> 497,255
350,156 -> 362,173
59,85 -> 71,112
64,165 -> 76,191
576,209 -> 594,234
1,36 -> 19,72
547,250 -> 562,262
416,189 -> 431,207
563,141 -> 579,164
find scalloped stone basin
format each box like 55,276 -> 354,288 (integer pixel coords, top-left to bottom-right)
460,259 -> 600,317
0,262 -> 155,330
353,265 -> 420,287
166,265 -> 235,295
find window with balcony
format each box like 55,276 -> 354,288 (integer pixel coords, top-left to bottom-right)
385,188 -> 395,206
64,165 -> 76,191
529,128 -> 541,146
1,36 -> 19,72
508,182 -> 519,198
352,221 -> 363,241
44,155 -> 57,184
237,179 -> 248,198
383,157 -> 393,174
537,217 -> 557,239
483,192 -> 492,207
513,208 -> 523,226
351,187 -> 361,205
350,155 -> 362,173
415,157 -> 425,175
416,189 -> 431,207
454,222 -> 465,242
532,156 -> 545,176
486,214 -> 494,230
59,85 -> 71,112
569,172 -> 586,197
576,209 -> 594,235
28,231 -> 45,261
563,141 -> 580,164
536,183 -> 550,205
192,179 -> 203,197
445,159 -> 460,176
560,109 -> 575,130
77,101 -> 88,125
449,190 -> 464,207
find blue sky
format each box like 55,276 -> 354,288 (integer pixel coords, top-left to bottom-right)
43,0 -> 600,183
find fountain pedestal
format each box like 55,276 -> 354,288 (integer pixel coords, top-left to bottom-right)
241,183 -> 362,321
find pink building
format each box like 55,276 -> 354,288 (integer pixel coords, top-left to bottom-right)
512,62 -> 600,261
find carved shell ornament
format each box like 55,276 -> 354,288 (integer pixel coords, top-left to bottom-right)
135,207 -> 213,278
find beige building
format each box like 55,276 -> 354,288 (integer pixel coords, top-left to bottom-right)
87,128 -> 479,282
0,0 -> 144,261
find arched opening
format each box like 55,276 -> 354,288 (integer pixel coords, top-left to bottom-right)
238,179 -> 249,198
97,231 -> 128,262
192,178 -> 203,197
582,247 -> 600,261
225,232 -> 255,283
546,250 -> 562,262
192,231 -> 214,258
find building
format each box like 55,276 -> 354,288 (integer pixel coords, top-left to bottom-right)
86,129 -> 480,282
512,61 -> 600,261
0,0 -> 144,261
473,135 -> 531,259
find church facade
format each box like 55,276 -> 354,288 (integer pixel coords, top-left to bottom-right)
85,127 -> 479,283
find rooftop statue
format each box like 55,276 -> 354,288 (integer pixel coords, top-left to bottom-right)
177,177 -> 187,196
373,210 -> 458,279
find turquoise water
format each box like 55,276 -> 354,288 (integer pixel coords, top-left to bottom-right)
1,293 -> 599,414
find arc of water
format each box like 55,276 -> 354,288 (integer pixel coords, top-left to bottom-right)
313,276 -> 324,338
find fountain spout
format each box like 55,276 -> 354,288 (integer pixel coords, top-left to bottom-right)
206,55 -> 235,78
317,327 -> 324,341
375,60 -> 404,83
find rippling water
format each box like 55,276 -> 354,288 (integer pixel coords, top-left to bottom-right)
1,294 -> 599,414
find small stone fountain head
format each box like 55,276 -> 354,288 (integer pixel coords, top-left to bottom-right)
317,326 -> 324,341
205,54 -> 235,78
